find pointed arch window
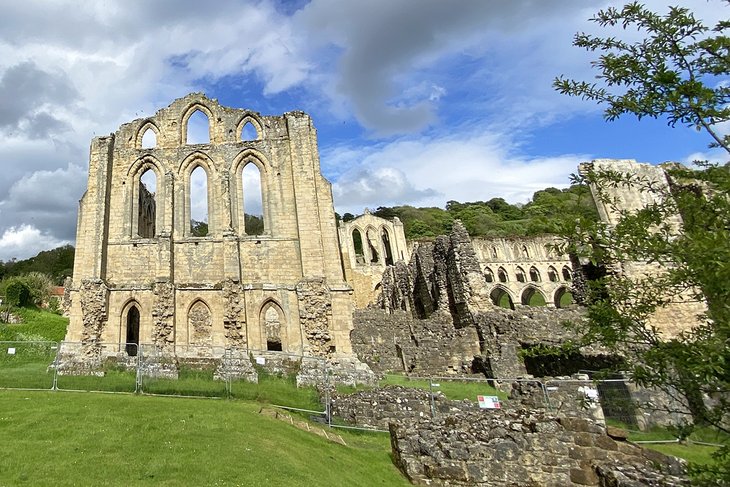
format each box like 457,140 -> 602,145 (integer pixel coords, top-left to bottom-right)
261,301 -> 286,352
241,121 -> 258,141
381,227 -> 394,266
186,109 -> 210,144
190,166 -> 209,236
352,229 -> 365,264
515,266 -> 526,283
242,163 -> 265,235
137,169 -> 157,238
562,266 -> 572,281
547,266 -> 559,282
189,300 -> 212,345
485,267 -> 494,283
498,267 -> 508,283
141,127 -> 157,148
529,266 -> 541,282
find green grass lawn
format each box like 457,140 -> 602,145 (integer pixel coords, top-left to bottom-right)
605,420 -> 727,467
0,390 -> 409,486
0,307 -> 68,342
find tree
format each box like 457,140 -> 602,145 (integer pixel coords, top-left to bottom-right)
555,2 -> 729,483
554,1 -> 730,154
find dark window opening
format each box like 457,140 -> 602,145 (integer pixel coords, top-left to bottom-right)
267,340 -> 282,352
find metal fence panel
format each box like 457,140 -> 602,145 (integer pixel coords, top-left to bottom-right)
55,342 -> 138,393
0,341 -> 57,390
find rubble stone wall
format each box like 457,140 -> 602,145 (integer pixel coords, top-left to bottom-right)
390,410 -> 689,486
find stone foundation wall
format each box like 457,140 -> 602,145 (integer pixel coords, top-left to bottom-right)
390,410 -> 689,486
330,385 -> 477,430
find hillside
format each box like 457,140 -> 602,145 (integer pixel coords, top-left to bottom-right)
341,184 -> 598,240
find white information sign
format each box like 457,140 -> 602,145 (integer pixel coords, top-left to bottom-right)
477,395 -> 501,409
255,357 -> 266,365
7,347 -> 16,355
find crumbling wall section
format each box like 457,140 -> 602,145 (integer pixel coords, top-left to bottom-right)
79,279 -> 108,353
152,281 -> 175,350
351,308 -> 480,375
222,278 -> 246,347
296,278 -> 333,357
390,410 -> 688,486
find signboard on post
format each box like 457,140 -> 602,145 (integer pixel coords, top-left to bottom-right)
477,395 -> 501,409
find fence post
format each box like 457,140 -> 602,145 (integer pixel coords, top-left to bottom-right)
136,344 -> 143,394
51,341 -> 61,391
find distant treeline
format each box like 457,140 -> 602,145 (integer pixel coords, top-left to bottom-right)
338,184 -> 598,240
0,245 -> 74,286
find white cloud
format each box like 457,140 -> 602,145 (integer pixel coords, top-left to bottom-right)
0,225 -> 69,261
329,129 -> 589,214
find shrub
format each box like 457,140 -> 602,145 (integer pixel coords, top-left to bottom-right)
5,279 -> 31,307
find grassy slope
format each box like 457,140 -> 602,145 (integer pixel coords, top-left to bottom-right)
0,307 -> 68,342
0,390 -> 409,487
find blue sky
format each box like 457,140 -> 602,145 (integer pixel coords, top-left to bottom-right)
0,0 -> 726,260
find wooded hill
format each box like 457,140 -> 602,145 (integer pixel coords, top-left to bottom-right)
340,184 -> 598,240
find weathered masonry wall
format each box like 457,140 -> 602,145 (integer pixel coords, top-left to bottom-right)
66,93 -> 360,366
579,159 -> 706,337
351,221 -> 606,380
338,212 -> 409,308
471,236 -> 574,309
390,410 -> 688,486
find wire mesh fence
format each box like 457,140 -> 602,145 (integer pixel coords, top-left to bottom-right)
0,341 -> 704,441
0,340 -> 58,390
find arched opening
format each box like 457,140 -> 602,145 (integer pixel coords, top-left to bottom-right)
521,245 -> 530,258
352,229 -> 365,264
498,267 -> 508,283
484,267 -> 494,283
529,266 -> 541,282
366,228 -> 379,264
554,287 -> 574,308
562,266 -> 573,281
490,287 -> 514,309
126,305 -> 140,356
515,266 -> 526,283
381,228 -> 394,266
521,287 -> 547,307
491,246 -> 498,258
242,163 -> 265,235
189,300 -> 212,345
241,121 -> 258,141
547,266 -> 559,282
138,168 -> 157,238
186,109 -> 210,144
141,127 -> 157,148
190,166 -> 209,236
262,302 -> 284,351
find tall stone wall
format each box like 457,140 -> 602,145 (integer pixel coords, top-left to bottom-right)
579,159 -> 706,337
65,93 -> 366,372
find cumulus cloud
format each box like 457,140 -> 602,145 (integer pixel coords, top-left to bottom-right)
0,164 -> 86,243
0,225 -> 69,262
328,129 -> 590,215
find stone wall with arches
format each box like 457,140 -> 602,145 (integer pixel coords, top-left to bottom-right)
338,212 -> 409,308
66,93 -> 356,363
472,236 -> 575,309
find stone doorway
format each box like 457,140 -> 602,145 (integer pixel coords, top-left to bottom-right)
126,306 -> 140,356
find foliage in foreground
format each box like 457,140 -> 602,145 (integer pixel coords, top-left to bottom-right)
555,2 -> 730,483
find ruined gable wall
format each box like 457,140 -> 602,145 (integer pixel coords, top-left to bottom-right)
579,159 -> 706,337
66,93 -> 355,360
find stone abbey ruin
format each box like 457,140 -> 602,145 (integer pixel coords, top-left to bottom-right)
61,94 -> 705,485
